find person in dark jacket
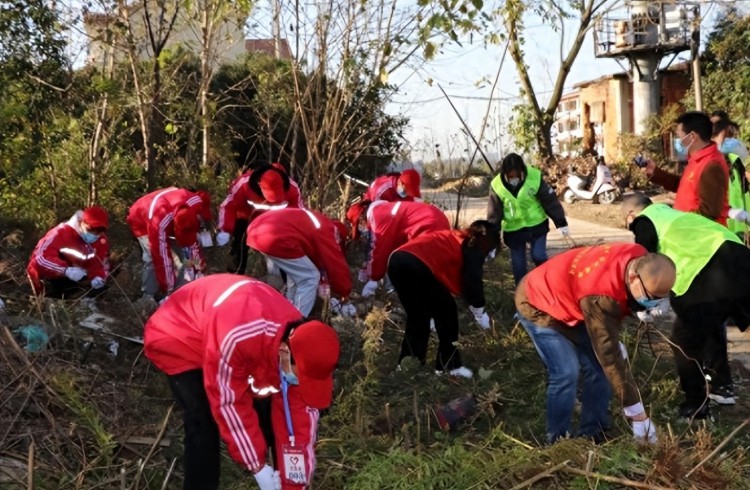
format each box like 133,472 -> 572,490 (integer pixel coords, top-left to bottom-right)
487,153 -> 569,285
622,193 -> 750,419
387,220 -> 499,379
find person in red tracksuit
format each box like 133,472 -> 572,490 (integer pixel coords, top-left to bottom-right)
27,206 -> 111,298
144,275 -> 340,490
127,188 -> 211,300
347,200 -> 450,297
246,208 -> 352,317
387,220 -> 499,379
515,243 -> 675,444
217,163 -> 305,275
363,168 -> 421,202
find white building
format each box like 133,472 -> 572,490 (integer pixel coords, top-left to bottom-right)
552,90 -> 583,157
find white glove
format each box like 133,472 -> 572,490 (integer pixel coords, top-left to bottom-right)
198,230 -> 213,247
636,310 -> 654,323
91,276 -> 106,289
362,280 -> 378,297
469,305 -> 490,330
647,298 -> 671,317
558,226 -> 570,237
632,418 -> 658,444
331,298 -> 357,317
254,465 -> 281,490
728,208 -> 750,223
216,231 -> 231,247
65,267 -> 87,282
357,268 -> 369,283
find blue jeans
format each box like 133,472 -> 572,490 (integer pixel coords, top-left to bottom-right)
504,230 -> 548,285
517,313 -> 612,443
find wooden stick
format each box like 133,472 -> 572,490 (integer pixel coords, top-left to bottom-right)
129,405 -> 173,490
27,441 -> 34,490
564,467 -> 673,490
507,460 -> 569,490
685,416 -> 750,478
160,458 -> 177,490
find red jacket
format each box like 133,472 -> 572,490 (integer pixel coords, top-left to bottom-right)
673,143 -> 729,225
524,243 -> 647,326
394,229 -> 466,295
363,174 -> 415,203
366,201 -> 450,280
144,275 -> 317,488
218,170 -> 304,233
126,188 -> 205,293
27,212 -> 110,294
246,209 -> 352,298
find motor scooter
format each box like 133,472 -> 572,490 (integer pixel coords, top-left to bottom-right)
563,157 -> 618,204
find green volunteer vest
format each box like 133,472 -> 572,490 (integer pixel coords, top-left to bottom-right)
726,153 -> 750,234
490,166 -> 547,232
640,203 -> 742,296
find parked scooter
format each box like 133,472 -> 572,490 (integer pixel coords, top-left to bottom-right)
563,156 -> 619,204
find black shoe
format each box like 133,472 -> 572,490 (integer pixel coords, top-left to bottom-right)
709,385 -> 736,405
678,401 -> 712,420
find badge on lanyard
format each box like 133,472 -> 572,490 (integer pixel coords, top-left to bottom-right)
282,445 -> 307,485
280,368 -> 308,485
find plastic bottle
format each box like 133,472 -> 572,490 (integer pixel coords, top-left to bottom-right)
318,270 -> 331,300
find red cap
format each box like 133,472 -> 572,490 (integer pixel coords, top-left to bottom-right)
271,162 -> 287,173
82,206 -> 109,230
398,169 -> 421,198
173,207 -> 199,247
195,190 -> 213,223
345,201 -> 369,240
288,320 -> 340,409
259,170 -> 286,203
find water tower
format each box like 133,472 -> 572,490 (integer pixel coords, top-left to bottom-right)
593,1 -> 698,135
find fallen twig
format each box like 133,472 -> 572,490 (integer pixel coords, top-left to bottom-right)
129,405 -> 173,490
563,466 -> 674,490
27,441 -> 34,490
685,416 -> 750,478
160,458 -> 177,490
507,460 -> 570,490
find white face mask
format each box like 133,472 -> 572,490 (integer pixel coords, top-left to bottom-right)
396,187 -> 407,198
507,177 -> 521,187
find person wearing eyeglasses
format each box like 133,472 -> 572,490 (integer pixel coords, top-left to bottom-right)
622,193 -> 750,419
27,206 -> 111,298
144,274 -> 340,490
515,242 -> 676,445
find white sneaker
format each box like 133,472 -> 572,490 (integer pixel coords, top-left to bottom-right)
448,366 -> 473,379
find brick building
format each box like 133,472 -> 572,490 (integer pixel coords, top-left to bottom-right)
553,62 -> 691,162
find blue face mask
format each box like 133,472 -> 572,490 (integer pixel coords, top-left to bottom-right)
81,231 -> 100,244
281,368 -> 299,386
673,134 -> 693,158
636,296 -> 662,309
396,188 -> 407,198
720,138 -> 742,155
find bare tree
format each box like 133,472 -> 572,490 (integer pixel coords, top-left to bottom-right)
114,0 -> 180,190
501,0 -> 622,161
284,0 -> 428,208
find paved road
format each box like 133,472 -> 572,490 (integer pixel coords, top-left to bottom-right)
424,189 -> 750,369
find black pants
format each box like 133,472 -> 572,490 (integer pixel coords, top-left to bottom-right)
670,241 -> 750,405
228,218 -> 250,274
43,277 -> 106,299
168,370 -> 274,490
388,251 -> 462,371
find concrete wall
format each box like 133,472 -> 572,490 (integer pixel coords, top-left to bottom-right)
84,4 -> 246,69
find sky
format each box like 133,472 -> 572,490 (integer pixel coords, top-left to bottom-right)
67,0 -> 745,163
383,0 -> 743,163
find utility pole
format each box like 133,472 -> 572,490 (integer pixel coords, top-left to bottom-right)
272,0 -> 281,59
691,6 -> 703,111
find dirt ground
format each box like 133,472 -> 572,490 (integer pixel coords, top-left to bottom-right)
561,192 -> 676,229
